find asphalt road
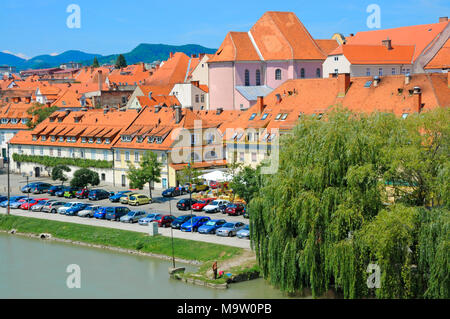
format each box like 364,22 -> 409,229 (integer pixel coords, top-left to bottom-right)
0,173 -> 251,249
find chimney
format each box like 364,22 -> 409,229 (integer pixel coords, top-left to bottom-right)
169,52 -> 174,59
174,106 -> 182,124
199,53 -> 205,60
349,33 -> 354,37
191,54 -> 197,58
405,73 -> 411,85
216,107 -> 223,115
373,75 -> 381,87
25,97 -> 31,104
192,81 -> 199,88
275,93 -> 282,103
413,86 -> 422,113
382,38 -> 392,50
256,96 -> 264,114
439,17 -> 448,22
337,73 -> 351,96
98,70 -> 103,92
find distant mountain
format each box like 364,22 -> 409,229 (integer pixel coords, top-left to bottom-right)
0,44 -> 217,71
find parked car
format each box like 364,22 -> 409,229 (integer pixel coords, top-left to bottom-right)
57,202 -> 84,214
216,222 -> 246,237
119,192 -> 139,204
176,199 -> 198,211
105,206 -> 131,221
138,213 -> 162,225
75,188 -> 90,199
120,210 -> 147,223
0,196 -> 26,208
42,201 -> 67,214
225,203 -> 245,216
128,194 -> 151,206
77,205 -> 101,218
156,215 -> 175,228
171,214 -> 196,229
189,184 -> 209,193
21,182 -> 49,193
236,224 -> 250,239
88,189 -> 113,201
180,216 -> 211,232
55,186 -> 71,197
191,198 -> 215,211
209,181 -> 220,189
93,207 -> 109,219
10,198 -> 34,209
31,183 -> 52,194
162,187 -> 182,197
31,199 -> 55,212
198,219 -> 227,234
62,187 -> 79,198
203,200 -> 230,213
47,185 -> 64,196
109,190 -> 133,202
65,203 -> 91,216
20,197 -> 49,210
0,196 -> 7,203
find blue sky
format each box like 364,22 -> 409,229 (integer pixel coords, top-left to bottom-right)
0,0 -> 448,59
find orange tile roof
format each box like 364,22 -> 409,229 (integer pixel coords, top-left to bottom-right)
425,37 -> 450,69
0,101 -> 33,130
315,39 -> 340,55
346,21 -> 449,61
145,53 -> 191,85
329,44 -> 415,64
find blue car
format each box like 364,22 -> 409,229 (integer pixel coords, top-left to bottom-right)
10,197 -> 34,209
0,196 -> 27,208
138,213 -> 162,225
93,207 -> 108,219
180,216 -> 211,232
198,219 -> 227,234
109,190 -> 132,202
65,203 -> 91,216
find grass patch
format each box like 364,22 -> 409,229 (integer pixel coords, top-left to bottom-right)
0,215 -> 243,263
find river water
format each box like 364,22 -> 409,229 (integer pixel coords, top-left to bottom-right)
0,233 -> 294,299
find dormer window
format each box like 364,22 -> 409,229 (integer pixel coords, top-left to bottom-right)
156,137 -> 163,144
137,136 -> 144,143
49,117 -> 55,122
59,137 -> 64,142
21,118 -> 29,124
96,138 -> 102,144
81,137 -> 87,143
148,136 -> 155,143
121,135 -> 132,142
10,119 -> 18,124
1,118 -> 8,124
105,138 -> 110,144
88,138 -> 94,144
58,118 -> 63,122
74,117 -> 81,123
32,135 -> 37,141
42,136 -> 47,141
51,136 -> 56,142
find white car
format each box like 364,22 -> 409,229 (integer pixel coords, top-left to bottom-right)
57,202 -> 84,214
78,205 -> 101,218
203,200 -> 230,213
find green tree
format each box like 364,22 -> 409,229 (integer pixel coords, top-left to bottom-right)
70,168 -> 100,188
26,104 -> 58,129
250,108 -> 449,299
115,54 -> 127,69
92,57 -> 99,68
51,165 -> 71,185
230,165 -> 262,204
176,162 -> 202,188
126,152 -> 162,199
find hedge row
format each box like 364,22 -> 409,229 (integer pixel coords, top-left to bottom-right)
12,153 -> 113,169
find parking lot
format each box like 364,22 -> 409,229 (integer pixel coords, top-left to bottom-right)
0,174 -> 251,249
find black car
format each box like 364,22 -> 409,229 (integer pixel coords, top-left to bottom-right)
88,189 -> 112,201
176,198 -> 198,211
47,185 -> 64,196
162,187 -> 182,197
171,214 -> 197,229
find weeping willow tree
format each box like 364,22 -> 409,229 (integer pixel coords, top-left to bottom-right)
250,108 -> 449,298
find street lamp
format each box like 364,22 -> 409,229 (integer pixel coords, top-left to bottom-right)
6,142 -> 10,215
22,172 -> 32,210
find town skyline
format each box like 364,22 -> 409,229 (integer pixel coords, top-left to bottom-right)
1,0 -> 449,59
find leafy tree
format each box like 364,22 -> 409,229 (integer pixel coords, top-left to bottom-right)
176,162 -> 202,187
115,54 -> 127,69
51,165 -> 71,185
126,152 -> 162,199
26,104 -> 58,129
70,168 -> 100,188
230,165 -> 262,204
92,57 -> 99,68
249,108 -> 449,298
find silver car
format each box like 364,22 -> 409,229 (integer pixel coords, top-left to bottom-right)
120,210 -> 147,223
216,222 -> 245,237
236,224 -> 250,239
57,202 -> 84,214
31,199 -> 56,212
42,201 -> 67,213
77,205 -> 101,218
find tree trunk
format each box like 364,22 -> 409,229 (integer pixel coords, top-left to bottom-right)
149,180 -> 152,199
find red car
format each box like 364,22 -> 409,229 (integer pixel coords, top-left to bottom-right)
75,188 -> 90,199
191,198 -> 216,211
225,203 -> 245,216
20,198 -> 49,210
209,181 -> 220,189
157,215 -> 176,228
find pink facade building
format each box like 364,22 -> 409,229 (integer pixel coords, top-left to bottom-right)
208,11 -> 339,110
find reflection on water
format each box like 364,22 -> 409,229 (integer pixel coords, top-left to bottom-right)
0,233 -> 297,299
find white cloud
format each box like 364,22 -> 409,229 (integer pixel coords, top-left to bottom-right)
2,50 -> 31,60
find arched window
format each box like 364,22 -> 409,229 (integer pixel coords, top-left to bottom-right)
275,69 -> 282,80
316,68 -> 321,78
245,69 -> 250,86
256,69 -> 261,86
300,68 -> 305,78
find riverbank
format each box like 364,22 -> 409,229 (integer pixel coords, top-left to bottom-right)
0,215 -> 259,288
